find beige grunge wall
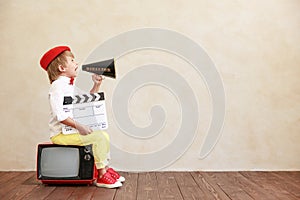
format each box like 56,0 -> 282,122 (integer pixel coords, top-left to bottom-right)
0,0 -> 299,171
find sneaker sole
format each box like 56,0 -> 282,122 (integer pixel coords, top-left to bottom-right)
118,176 -> 126,182
96,181 -> 122,189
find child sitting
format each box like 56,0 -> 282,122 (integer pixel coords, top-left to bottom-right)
40,46 -> 125,188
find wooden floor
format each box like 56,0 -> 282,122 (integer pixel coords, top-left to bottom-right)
0,171 -> 299,200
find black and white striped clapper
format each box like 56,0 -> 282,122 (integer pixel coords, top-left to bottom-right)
63,92 -> 105,105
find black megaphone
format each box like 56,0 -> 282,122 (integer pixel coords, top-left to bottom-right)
82,58 -> 116,79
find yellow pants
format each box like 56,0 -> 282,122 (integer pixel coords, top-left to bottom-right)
51,130 -> 110,169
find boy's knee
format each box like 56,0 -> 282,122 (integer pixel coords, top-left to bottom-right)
92,131 -> 110,142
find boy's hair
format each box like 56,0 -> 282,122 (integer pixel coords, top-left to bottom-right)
47,51 -> 74,84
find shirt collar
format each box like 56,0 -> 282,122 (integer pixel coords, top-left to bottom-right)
57,76 -> 73,84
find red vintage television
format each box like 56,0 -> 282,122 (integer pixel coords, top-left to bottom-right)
36,143 -> 97,185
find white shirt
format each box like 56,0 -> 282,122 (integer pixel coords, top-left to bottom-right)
48,76 -> 83,137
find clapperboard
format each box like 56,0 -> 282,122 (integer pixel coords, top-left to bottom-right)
62,92 -> 108,134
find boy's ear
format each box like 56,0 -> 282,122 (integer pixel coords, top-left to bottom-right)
58,64 -> 66,72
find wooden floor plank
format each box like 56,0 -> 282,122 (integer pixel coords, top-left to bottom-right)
220,172 -> 277,200
1,185 -> 36,200
268,172 -> 300,198
203,172 -> 253,200
199,172 -> 232,200
191,171 -> 228,200
21,185 -> 56,200
158,186 -> 183,200
67,185 -> 96,200
0,172 -> 34,197
44,186 -> 76,200
172,172 -> 197,187
156,172 -> 178,187
179,186 -> 209,200
137,172 -> 160,200
92,187 -> 116,200
275,171 -> 300,185
114,172 -> 138,200
0,171 -> 21,186
22,173 -> 41,185
156,172 -> 183,200
240,171 -> 299,200
173,172 -> 212,200
1,172 -> 38,200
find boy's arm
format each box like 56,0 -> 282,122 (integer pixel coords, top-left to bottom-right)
61,117 -> 92,135
90,74 -> 104,94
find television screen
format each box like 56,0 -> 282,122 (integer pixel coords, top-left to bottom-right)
40,147 -> 79,178
37,144 -> 95,183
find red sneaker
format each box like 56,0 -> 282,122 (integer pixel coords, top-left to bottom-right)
107,168 -> 125,182
96,172 -> 122,188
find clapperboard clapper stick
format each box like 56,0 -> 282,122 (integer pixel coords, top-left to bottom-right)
82,58 -> 116,79
63,92 -> 105,105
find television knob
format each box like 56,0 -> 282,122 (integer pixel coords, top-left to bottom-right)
84,154 -> 91,161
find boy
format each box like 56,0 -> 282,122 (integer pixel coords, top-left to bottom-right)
40,46 -> 125,188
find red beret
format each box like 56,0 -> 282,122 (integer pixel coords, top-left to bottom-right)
40,46 -> 71,70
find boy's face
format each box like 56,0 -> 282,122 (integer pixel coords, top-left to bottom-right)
61,56 -> 78,78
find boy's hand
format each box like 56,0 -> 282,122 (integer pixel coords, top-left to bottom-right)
76,123 -> 92,135
92,74 -> 104,85
61,118 -> 92,135
90,74 -> 104,94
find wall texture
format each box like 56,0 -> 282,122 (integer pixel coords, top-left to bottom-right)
0,0 -> 299,171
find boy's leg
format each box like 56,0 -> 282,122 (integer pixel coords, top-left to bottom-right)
79,130 -> 110,169
51,132 -> 83,145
